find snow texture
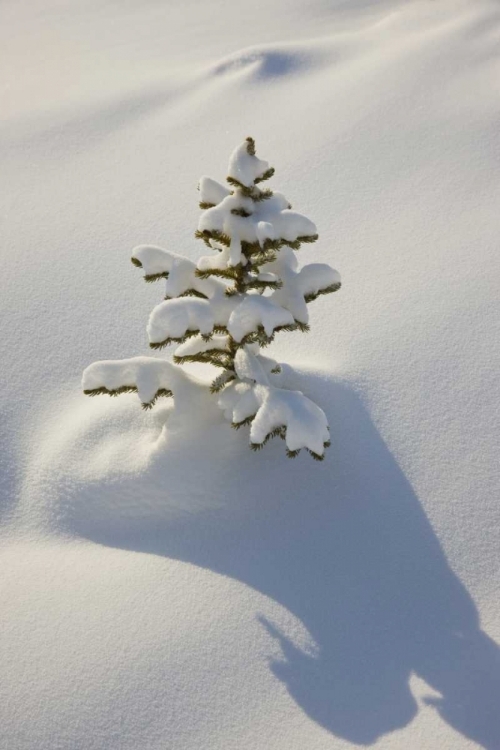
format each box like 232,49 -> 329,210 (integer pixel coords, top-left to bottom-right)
131,244 -> 180,277
132,244 -> 223,298
219,378 -> 329,455
227,295 -> 295,342
234,347 -> 270,385
267,247 -> 341,324
218,380 -> 259,424
174,333 -> 229,358
227,140 -> 271,186
252,351 -> 281,376
3,1 -> 500,749
228,348 -> 329,455
197,244 -> 233,272
199,176 -> 231,206
251,384 -> 329,455
147,297 -> 215,343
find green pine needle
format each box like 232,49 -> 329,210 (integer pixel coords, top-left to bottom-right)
231,207 -> 252,217
141,388 -> 173,410
195,266 -> 240,281
304,282 -> 341,303
245,136 -> 256,155
251,188 -> 273,202
307,449 -> 325,461
231,415 -> 255,430
210,371 -> 235,393
84,385 -> 137,397
144,272 -> 168,283
83,386 -> 173,411
254,167 -> 275,184
149,329 -> 201,350
195,229 -> 231,247
165,288 -> 208,301
245,279 -> 283,292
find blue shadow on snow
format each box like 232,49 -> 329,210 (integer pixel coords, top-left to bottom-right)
74,375 -> 500,748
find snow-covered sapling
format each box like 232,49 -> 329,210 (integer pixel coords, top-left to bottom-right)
82,138 -> 341,459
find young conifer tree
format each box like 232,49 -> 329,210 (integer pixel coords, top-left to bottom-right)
82,138 -> 341,459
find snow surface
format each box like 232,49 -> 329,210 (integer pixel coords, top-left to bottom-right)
2,0 -> 500,748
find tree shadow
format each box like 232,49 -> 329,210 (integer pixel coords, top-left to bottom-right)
61,373 -> 500,747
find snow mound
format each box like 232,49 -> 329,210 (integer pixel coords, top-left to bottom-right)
19,370 -> 224,536
211,43 -> 322,81
17,369 -> 500,750
20,367 -> 331,542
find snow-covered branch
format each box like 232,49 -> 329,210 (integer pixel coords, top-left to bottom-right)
82,357 -> 190,409
219,377 -> 330,460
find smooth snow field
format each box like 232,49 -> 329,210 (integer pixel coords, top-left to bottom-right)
2,0 -> 500,748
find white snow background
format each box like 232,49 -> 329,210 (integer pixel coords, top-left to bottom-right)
1,0 -> 500,748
